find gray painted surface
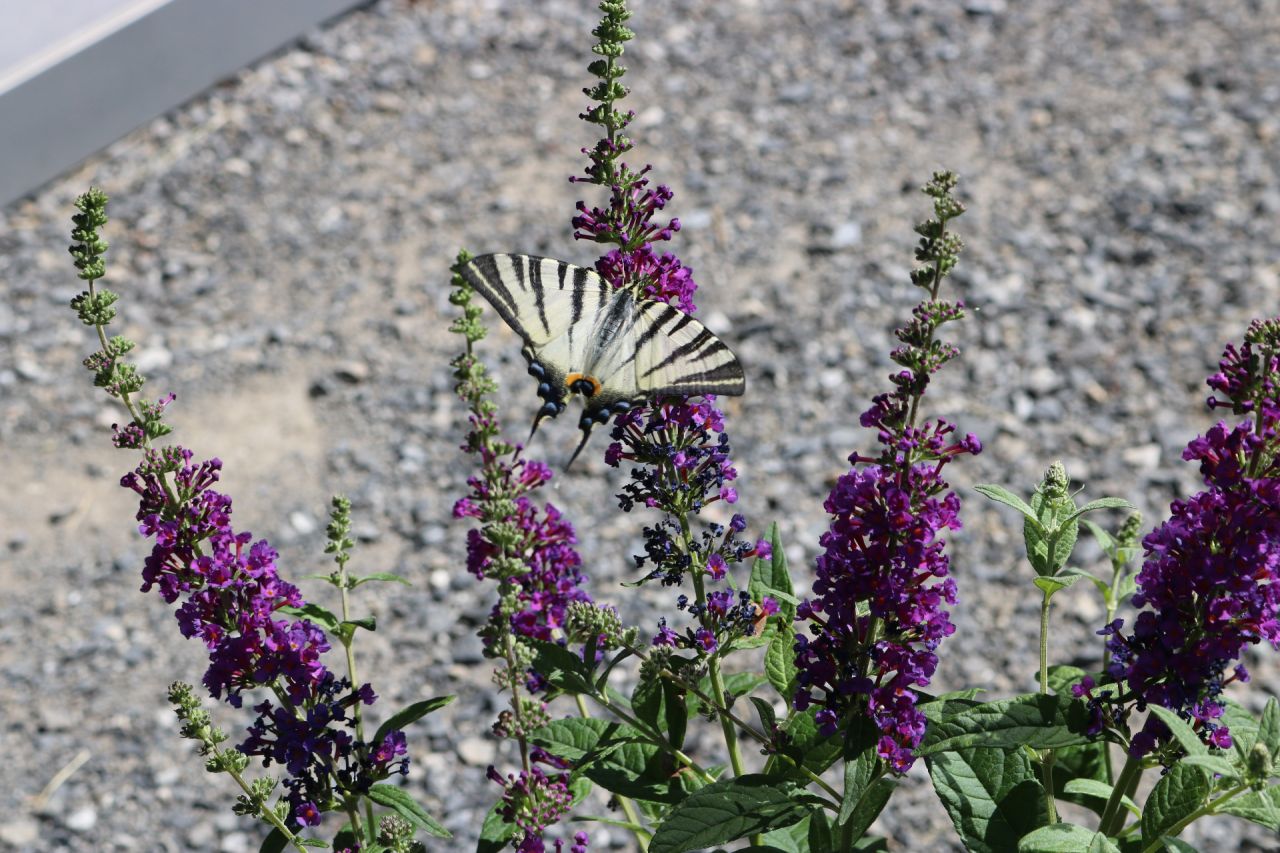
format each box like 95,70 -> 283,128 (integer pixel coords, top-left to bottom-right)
0,0 -> 366,206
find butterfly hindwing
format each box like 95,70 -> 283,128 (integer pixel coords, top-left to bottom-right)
632,300 -> 746,398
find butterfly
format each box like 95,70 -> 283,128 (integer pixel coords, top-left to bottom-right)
456,253 -> 746,466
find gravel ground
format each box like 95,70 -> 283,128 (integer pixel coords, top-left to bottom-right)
2,0 -> 1279,850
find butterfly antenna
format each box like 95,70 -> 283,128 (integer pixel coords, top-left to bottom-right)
564,424 -> 595,471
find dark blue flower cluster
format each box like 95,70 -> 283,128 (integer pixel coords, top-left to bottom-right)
1104,319 -> 1280,758
121,445 -> 406,826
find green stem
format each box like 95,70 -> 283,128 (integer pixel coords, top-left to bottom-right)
575,694 -> 649,851
1098,754 -> 1142,836
334,561 -> 376,832
1038,589 -> 1059,823
209,742 -> 310,853
677,514 -> 748,782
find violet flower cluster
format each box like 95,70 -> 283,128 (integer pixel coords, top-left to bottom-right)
1103,317 -> 1280,758
122,446 -> 407,825
793,174 -> 978,772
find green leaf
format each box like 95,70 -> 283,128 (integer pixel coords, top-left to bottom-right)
632,678 -> 664,733
1034,575 -> 1083,596
751,696 -> 779,734
351,571 -> 411,587
1218,784 -> 1280,830
854,837 -> 890,852
1147,707 -> 1209,757
927,747 -> 1048,852
759,814 -> 811,853
372,696 -> 455,747
775,708 -> 842,781
690,672 -> 768,717
1259,697 -> 1280,757
1054,742 -> 1114,816
974,484 -> 1039,521
648,775 -> 810,853
528,717 -> 687,803
808,807 -> 835,851
477,799 -> 515,853
1065,498 -> 1135,523
840,777 -> 896,842
1221,697 -> 1261,762
281,603 -> 340,632
1158,839 -> 1198,853
838,715 -> 881,828
1060,566 -> 1108,597
527,717 -> 642,763
259,828 -> 287,853
1141,762 -> 1209,843
1080,519 -> 1114,554
342,616 -> 377,632
663,678 -> 688,751
766,630 -> 799,700
1045,666 -> 1088,696
366,783 -> 451,838
749,523 -> 796,622
918,694 -> 1092,756
528,640 -> 594,694
1016,823 -> 1117,852
1178,755 -> 1238,779
1062,779 -> 1138,817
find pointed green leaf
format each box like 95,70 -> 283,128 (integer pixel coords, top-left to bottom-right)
760,814 -> 811,852
528,639 -> 594,694
1221,697 -> 1261,762
1147,707 -> 1209,757
974,484 -> 1039,521
1259,697 -> 1280,757
1218,784 -> 1280,830
1158,839 -> 1197,853
808,807 -> 835,851
1015,823 -> 1116,852
1062,779 -> 1138,817
366,783 -> 450,838
1179,755 -> 1238,779
751,696 -> 779,734
927,746 -> 1048,852
918,694 -> 1092,756
766,630 -> 799,700
663,678 -> 688,751
648,775 -> 810,853
1054,742 -> 1114,816
478,799 -> 516,852
1080,519 -> 1115,554
840,777 -> 896,843
372,696 -> 454,747
281,603 -> 340,632
1065,498 -> 1135,523
775,707 -> 842,781
1035,575 -> 1083,596
351,571 -> 412,587
1142,763 -> 1209,842
749,523 -> 796,622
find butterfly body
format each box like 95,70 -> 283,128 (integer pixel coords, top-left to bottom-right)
458,253 -> 745,463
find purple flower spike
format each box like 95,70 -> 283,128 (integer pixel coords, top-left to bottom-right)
1106,319 -> 1280,758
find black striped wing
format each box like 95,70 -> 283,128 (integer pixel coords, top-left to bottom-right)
629,301 -> 747,399
459,253 -> 611,348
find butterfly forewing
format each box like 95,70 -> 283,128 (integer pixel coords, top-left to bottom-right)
461,253 -> 610,348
